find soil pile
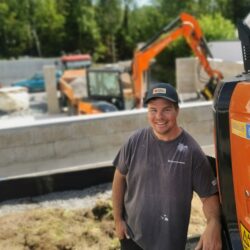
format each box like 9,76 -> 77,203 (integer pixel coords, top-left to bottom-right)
0,194 -> 205,250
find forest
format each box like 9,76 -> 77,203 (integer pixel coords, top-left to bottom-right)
0,0 -> 249,82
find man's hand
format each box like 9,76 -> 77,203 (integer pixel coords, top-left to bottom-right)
195,218 -> 222,250
115,219 -> 130,240
195,195 -> 222,250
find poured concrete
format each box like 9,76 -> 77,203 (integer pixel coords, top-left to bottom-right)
0,101 -> 214,179
176,57 -> 243,96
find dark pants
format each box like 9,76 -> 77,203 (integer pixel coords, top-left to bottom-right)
120,238 -> 143,250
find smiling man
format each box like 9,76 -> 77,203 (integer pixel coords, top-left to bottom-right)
112,83 -> 222,250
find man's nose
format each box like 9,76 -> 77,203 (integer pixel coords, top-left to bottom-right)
155,111 -> 163,119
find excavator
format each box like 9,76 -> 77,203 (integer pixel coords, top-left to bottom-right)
59,12 -> 223,114
132,12 -> 223,108
213,14 -> 250,249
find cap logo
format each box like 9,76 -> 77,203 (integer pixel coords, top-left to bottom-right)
153,88 -> 166,95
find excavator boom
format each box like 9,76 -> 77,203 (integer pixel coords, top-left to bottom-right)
132,12 -> 223,107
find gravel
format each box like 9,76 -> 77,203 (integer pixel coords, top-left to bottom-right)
0,183 -> 112,217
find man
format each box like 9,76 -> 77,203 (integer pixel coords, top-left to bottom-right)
112,83 -> 222,250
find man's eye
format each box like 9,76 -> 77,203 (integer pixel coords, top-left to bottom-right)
149,109 -> 157,113
164,108 -> 172,112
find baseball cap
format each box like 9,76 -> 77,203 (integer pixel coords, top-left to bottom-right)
144,83 -> 179,104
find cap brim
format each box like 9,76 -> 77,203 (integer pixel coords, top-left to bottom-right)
144,96 -> 178,104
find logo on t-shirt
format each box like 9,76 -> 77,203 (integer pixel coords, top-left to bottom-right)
168,160 -> 185,165
177,143 -> 188,152
160,214 -> 169,222
212,179 -> 217,186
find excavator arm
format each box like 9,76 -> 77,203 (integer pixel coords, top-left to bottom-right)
132,12 -> 223,108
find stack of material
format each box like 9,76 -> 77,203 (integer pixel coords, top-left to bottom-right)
0,86 -> 29,112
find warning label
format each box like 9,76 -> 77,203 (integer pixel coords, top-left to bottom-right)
241,223 -> 250,249
231,119 -> 250,140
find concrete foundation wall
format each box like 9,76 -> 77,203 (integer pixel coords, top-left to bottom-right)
176,57 -> 244,94
0,58 -> 59,86
0,101 -> 214,178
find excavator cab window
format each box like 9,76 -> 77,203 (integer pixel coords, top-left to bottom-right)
88,71 -> 121,97
86,68 -> 125,110
63,60 -> 90,70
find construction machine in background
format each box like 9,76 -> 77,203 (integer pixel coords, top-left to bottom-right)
59,12 -> 223,115
59,53 -> 94,114
60,53 -> 91,81
85,66 -> 134,111
132,12 -> 223,108
61,53 -> 91,71
59,64 -> 134,115
59,52 -> 133,115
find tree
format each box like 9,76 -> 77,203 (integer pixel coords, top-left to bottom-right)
75,4 -> 103,61
0,0 -> 32,58
0,0 -> 244,60
95,0 -> 123,62
59,0 -> 104,61
128,5 -> 163,44
230,0 -> 250,23
115,2 -> 133,60
31,0 -> 65,56
152,0 -> 195,18
199,13 -> 236,41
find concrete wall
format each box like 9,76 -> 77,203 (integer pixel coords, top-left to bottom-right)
176,57 -> 244,95
0,101 -> 214,178
0,58 -> 59,86
208,41 -> 242,62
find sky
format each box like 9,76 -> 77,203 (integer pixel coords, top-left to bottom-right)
136,0 -> 152,7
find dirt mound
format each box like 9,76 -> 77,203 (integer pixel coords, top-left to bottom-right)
0,194 -> 205,250
0,200 -> 118,250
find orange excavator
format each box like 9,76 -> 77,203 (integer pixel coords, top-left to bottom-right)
213,15 -> 250,249
132,12 -> 223,108
59,12 -> 223,115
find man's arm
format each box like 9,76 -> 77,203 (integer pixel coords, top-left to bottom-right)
195,194 -> 222,250
112,169 -> 129,239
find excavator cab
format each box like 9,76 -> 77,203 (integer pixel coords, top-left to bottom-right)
86,66 -> 135,111
213,14 -> 250,249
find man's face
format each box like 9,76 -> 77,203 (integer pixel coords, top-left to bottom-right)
147,98 -> 179,140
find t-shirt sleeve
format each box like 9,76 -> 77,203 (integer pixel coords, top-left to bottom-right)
192,146 -> 218,198
113,137 -> 133,175
113,129 -> 144,175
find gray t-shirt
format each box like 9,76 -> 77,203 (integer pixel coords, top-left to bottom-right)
113,127 -> 218,250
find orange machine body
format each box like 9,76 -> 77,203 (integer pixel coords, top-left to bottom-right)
229,81 -> 250,249
213,74 -> 250,249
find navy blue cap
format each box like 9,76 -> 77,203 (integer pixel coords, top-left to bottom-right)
144,83 -> 179,104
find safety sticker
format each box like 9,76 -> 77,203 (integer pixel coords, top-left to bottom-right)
231,119 -> 250,140
247,124 -> 250,139
240,223 -> 250,249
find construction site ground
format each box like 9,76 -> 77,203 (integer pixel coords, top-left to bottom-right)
0,91 -> 213,249
0,187 -> 205,250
